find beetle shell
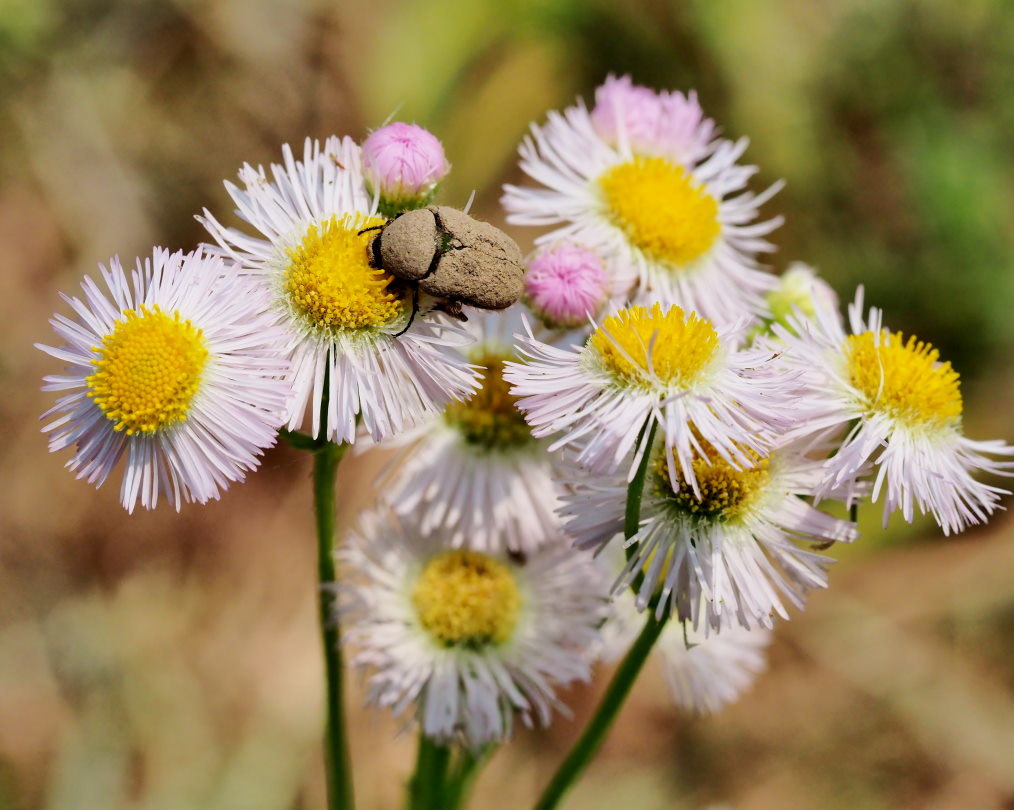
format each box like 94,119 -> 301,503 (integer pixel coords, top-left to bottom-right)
375,206 -> 525,311
373,210 -> 435,282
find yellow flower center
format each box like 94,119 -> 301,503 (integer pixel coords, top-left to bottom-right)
654,444 -> 770,523
284,213 -> 406,331
598,156 -> 721,268
86,305 -> 208,435
412,550 -> 522,648
588,303 -> 719,388
845,330 -> 962,429
444,352 -> 533,450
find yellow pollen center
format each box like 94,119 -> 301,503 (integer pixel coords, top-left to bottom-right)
589,303 -> 719,388
86,305 -> 208,435
655,444 -> 770,522
412,550 -> 522,648
444,352 -> 533,449
284,213 -> 406,331
845,330 -> 963,428
598,156 -> 721,267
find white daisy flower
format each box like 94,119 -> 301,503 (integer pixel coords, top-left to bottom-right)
603,587 -> 771,715
502,84 -> 782,329
37,248 -> 290,512
198,135 -> 480,444
340,509 -> 608,748
505,302 -> 800,490
772,288 -> 1014,535
378,313 -> 570,553
565,438 -> 858,631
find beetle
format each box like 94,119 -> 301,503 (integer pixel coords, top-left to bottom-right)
360,206 -> 525,334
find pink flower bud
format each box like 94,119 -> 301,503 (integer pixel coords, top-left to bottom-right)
362,122 -> 449,212
525,245 -> 609,329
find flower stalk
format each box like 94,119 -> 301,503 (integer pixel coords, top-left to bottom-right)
308,361 -> 354,810
408,735 -> 451,810
624,418 -> 658,595
532,612 -> 666,810
314,437 -> 353,810
533,416 -> 666,810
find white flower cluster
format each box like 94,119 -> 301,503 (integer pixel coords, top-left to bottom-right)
496,75 -> 1009,711
37,76 -> 1011,757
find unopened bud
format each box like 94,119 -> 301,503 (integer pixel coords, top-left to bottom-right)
766,263 -> 839,332
524,245 -> 609,330
362,122 -> 450,216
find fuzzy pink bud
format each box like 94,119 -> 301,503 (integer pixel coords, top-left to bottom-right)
525,245 -> 609,329
362,122 -> 449,212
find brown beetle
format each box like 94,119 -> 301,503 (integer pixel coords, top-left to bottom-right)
361,206 -> 525,333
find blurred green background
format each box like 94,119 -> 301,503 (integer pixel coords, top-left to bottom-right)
1,1 -> 1012,808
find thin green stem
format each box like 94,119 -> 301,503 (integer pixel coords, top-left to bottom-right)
307,360 -> 354,810
532,613 -> 667,810
408,734 -> 451,810
532,415 -> 666,810
445,745 -> 493,810
314,439 -> 353,810
624,419 -> 658,539
623,418 -> 658,596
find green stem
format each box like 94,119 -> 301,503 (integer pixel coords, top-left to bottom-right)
623,418 -> 658,595
444,745 -> 493,810
314,439 -> 353,810
532,415 -> 665,810
532,613 -> 667,810
409,734 -> 451,810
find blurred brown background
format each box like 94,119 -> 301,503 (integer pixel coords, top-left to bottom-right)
1,1 -> 1012,808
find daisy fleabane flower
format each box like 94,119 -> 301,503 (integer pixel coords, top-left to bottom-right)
505,302 -> 800,490
340,509 -> 608,748
378,312 -> 570,554
198,135 -> 480,444
502,77 -> 782,329
37,248 -> 290,512
602,586 -> 772,715
772,288 -> 1014,535
566,437 -> 858,631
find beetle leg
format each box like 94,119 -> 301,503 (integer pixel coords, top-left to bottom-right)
392,284 -> 420,338
357,210 -> 404,237
432,299 -> 467,321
